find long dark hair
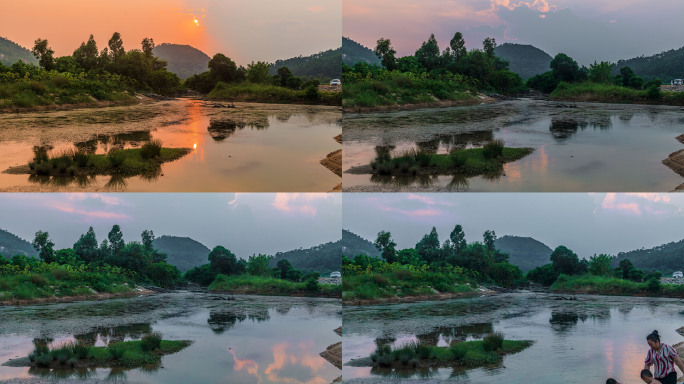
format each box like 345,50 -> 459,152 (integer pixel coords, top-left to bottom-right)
647,330 -> 661,343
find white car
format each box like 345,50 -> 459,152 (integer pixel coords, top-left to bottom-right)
330,271 -> 341,278
330,79 -> 341,86
673,271 -> 683,278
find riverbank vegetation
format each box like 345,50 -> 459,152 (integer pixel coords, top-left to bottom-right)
527,53 -> 684,105
0,226 -> 184,302
8,141 -> 190,177
353,332 -> 531,369
365,142 -> 532,176
185,55 -> 340,105
6,333 -> 190,369
0,33 -> 182,109
343,226 -> 525,303
342,32 -> 525,109
185,248 -> 340,297
550,274 -> 684,297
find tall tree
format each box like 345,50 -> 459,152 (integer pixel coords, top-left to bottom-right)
374,231 -> 397,263
208,53 -> 240,83
31,39 -> 55,70
108,32 -> 125,60
141,230 -> 155,252
483,230 -> 497,251
73,34 -> 99,71
449,32 -> 467,60
108,225 -> 125,256
32,231 -> 55,263
208,246 -> 244,275
141,38 -> 155,58
550,53 -> 580,82
416,227 -> 441,263
374,38 -> 397,70
549,245 -> 580,275
415,34 -> 440,71
483,37 -> 497,58
450,225 -> 467,253
74,226 -> 99,263
246,61 -> 271,83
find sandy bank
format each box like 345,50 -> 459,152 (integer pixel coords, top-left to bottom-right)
321,149 -> 342,177
320,341 -> 342,370
663,149 -> 684,177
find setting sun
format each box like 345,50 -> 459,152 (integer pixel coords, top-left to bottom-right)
193,17 -> 200,26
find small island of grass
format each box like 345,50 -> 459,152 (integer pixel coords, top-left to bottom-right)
4,332 -> 190,370
347,333 -> 531,370
4,140 -> 190,178
347,140 -> 532,177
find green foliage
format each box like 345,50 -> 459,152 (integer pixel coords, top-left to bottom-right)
527,264 -> 559,286
32,231 -> 55,263
208,53 -> 244,83
246,61 -> 271,84
246,254 -> 273,277
374,231 -> 398,263
208,273 -> 340,297
482,332 -> 504,352
208,246 -> 246,276
550,53 -> 583,82
271,47 -> 341,81
613,239 -> 684,275
493,43 -> 551,80
588,254 -> 613,276
206,81 -> 340,106
374,38 -> 397,70
305,277 -> 320,292
184,264 -> 217,286
482,139 -> 504,159
550,246 -> 584,275
140,332 -> 162,352
588,61 -> 614,84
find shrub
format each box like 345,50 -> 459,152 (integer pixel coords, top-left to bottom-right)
107,345 -> 125,360
73,343 -> 89,359
372,274 -> 389,286
140,139 -> 163,160
647,277 -> 661,293
482,139 -> 504,159
140,331 -> 163,352
450,343 -> 468,360
483,332 -> 504,352
415,343 -> 431,359
72,151 -> 89,167
30,274 -> 48,286
449,150 -> 467,167
107,150 -> 126,168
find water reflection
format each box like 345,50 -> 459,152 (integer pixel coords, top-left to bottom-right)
207,307 -> 270,334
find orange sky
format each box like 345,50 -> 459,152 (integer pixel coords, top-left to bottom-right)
1,0 -> 341,64
1,0 -> 211,57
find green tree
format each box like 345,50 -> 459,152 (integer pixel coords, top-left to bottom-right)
487,262 -> 523,287
415,34 -> 440,72
141,37 -> 155,58
588,61 -> 613,84
416,227 -> 441,263
208,246 -> 245,275
246,254 -> 272,276
276,66 -> 294,87
108,225 -> 125,256
31,39 -> 55,70
526,264 -> 558,286
73,34 -> 99,71
32,231 -> 55,263
549,245 -> 580,275
209,53 -> 241,83
374,38 -> 397,70
141,230 -> 155,252
374,231 -> 397,263
450,225 -> 467,253
146,262 -> 181,287
550,53 -> 580,82
73,226 -> 99,263
108,32 -> 125,61
483,230 -> 497,251
588,254 -> 613,276
246,61 -> 271,83
449,32 -> 467,61
483,37 -> 497,58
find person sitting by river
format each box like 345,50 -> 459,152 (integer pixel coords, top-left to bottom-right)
641,369 -> 663,384
643,330 -> 684,384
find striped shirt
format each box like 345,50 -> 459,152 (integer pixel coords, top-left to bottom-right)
645,343 -> 679,379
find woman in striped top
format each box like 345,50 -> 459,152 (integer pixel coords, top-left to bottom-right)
643,330 -> 684,384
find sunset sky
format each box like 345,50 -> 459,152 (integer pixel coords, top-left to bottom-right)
1,0 -> 341,65
0,193 -> 341,260
344,193 -> 684,259
344,0 -> 684,65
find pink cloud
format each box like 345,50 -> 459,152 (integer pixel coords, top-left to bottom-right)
489,0 -> 555,12
271,193 -> 331,216
380,206 -> 442,217
66,193 -> 126,206
406,194 -> 436,205
307,5 -> 325,12
52,203 -> 131,221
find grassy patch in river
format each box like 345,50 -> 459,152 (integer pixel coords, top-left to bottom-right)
348,334 -> 531,369
5,334 -> 190,370
5,140 -> 190,178
208,82 -> 341,106
208,274 -> 342,298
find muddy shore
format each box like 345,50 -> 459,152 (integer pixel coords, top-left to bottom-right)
343,288 -> 495,306
0,287 -> 154,307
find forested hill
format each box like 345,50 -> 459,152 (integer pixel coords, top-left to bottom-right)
270,47 -> 341,81
151,235 -> 211,272
614,46 -> 684,82
152,43 -> 210,79
0,37 -> 37,66
269,239 -> 341,275
341,229 -> 381,258
612,239 -> 684,274
493,43 -> 552,80
494,235 -> 553,272
0,228 -> 37,258
342,37 -> 380,66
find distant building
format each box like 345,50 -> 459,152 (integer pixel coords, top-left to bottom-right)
673,271 -> 683,279
330,271 -> 341,278
671,79 -> 683,86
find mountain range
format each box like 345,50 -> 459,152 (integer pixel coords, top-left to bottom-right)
0,228 -> 37,258
342,37 -> 380,66
0,36 -> 37,66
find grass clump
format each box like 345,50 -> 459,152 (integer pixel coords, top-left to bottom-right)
207,82 -> 340,106
208,274 -> 341,297
482,332 -> 504,352
140,332 -> 163,352
549,274 -> 684,298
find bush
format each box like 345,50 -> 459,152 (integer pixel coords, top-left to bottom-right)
647,277 -> 661,293
73,343 -> 89,359
482,139 -> 504,159
305,277 -> 319,293
140,139 -> 163,160
140,332 -> 162,352
482,332 -> 504,352
107,345 -> 125,360
107,150 -> 126,168
450,343 -> 468,360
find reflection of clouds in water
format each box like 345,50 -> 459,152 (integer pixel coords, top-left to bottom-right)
264,342 -> 328,384
229,348 -> 262,383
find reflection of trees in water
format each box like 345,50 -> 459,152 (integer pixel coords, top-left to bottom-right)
370,365 -> 438,378
549,116 -> 612,141
415,139 -> 440,154
74,131 -> 152,154
415,323 -> 494,346
27,167 -> 160,190
207,117 -> 269,142
208,307 -> 271,334
73,323 -> 152,346
549,307 -> 611,333
443,131 -> 494,151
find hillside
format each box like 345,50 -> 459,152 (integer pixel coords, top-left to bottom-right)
342,37 -> 380,66
0,37 -> 37,66
614,46 -> 684,82
152,43 -> 210,79
494,235 -> 553,272
0,228 -> 37,258
151,235 -> 211,272
494,43 -> 552,80
613,239 -> 684,274
341,229 -> 380,258
270,47 -> 341,81
270,239 -> 341,275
